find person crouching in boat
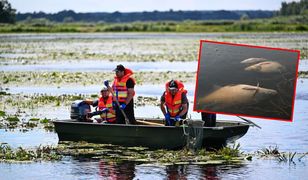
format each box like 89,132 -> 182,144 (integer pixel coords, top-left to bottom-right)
160,80 -> 189,126
84,87 -> 116,123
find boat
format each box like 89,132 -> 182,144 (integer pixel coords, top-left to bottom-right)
53,118 -> 250,150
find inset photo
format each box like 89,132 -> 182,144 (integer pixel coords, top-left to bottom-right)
194,40 -> 300,121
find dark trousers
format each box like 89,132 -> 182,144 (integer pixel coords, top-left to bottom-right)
201,112 -> 216,127
115,99 -> 136,124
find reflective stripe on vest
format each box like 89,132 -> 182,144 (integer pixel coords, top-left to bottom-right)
98,96 -> 116,123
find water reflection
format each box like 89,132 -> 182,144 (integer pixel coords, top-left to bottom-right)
97,160 -> 248,180
201,166 -> 219,180
1,157 -> 306,179
99,161 -> 135,179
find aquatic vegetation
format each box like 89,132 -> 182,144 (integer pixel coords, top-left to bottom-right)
0,91 -> 11,96
136,96 -> 160,106
0,37 -> 198,63
0,71 -> 196,86
215,143 -> 241,160
298,71 -> 308,78
256,146 -> 307,164
40,118 -> 50,124
6,116 -> 20,122
29,118 -> 40,121
0,33 -> 307,68
277,152 -> 296,163
257,146 -> 280,156
1,93 -> 162,112
1,93 -> 86,109
0,111 -> 54,130
0,110 -> 6,117
42,121 -> 54,131
0,143 -> 61,162
26,121 -> 38,128
56,141 -> 246,165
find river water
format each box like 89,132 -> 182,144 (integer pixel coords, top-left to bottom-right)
1,33 -> 308,179
1,78 -> 308,179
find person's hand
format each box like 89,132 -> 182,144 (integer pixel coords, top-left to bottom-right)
164,113 -> 171,126
174,115 -> 181,121
120,103 -> 126,110
96,118 -> 102,123
164,113 -> 170,121
87,112 -> 93,118
104,80 -> 109,87
102,108 -> 109,112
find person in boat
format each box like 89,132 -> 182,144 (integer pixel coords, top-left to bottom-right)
201,112 -> 216,127
105,64 -> 137,124
84,87 -> 116,123
160,80 -> 189,126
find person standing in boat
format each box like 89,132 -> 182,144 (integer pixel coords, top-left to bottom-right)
160,80 -> 189,126
105,64 -> 137,124
84,87 -> 116,123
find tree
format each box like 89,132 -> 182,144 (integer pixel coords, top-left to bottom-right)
240,14 -> 250,21
279,0 -> 308,16
0,0 -> 16,23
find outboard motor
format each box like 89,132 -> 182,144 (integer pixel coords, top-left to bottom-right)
70,100 -> 91,122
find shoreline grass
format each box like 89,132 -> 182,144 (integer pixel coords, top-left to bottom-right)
1,15 -> 307,33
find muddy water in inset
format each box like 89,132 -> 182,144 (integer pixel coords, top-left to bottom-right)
196,42 -> 299,120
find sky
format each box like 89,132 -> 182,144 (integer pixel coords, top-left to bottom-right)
9,0 -> 300,13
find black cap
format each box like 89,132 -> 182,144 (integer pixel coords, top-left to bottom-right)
114,64 -> 125,72
169,80 -> 178,90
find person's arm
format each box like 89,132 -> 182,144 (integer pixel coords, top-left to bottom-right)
178,93 -> 188,117
126,88 -> 134,105
178,103 -> 188,117
160,102 -> 167,115
125,78 -> 135,105
106,80 -> 116,101
160,93 -> 167,115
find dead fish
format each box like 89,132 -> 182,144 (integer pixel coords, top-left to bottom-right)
198,84 -> 278,109
244,61 -> 286,73
241,58 -> 267,64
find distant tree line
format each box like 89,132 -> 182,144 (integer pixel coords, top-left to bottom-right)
16,10 -> 274,23
0,0 -> 16,23
279,0 -> 308,15
1,0 -> 306,24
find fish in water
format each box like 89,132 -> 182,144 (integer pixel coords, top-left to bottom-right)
244,61 -> 286,73
241,58 -> 267,64
198,84 -> 278,110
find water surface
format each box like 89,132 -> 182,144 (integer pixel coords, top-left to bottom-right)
1,33 -> 307,179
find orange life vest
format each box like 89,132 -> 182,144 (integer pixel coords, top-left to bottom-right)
164,80 -> 187,117
98,95 -> 116,123
112,68 -> 136,103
